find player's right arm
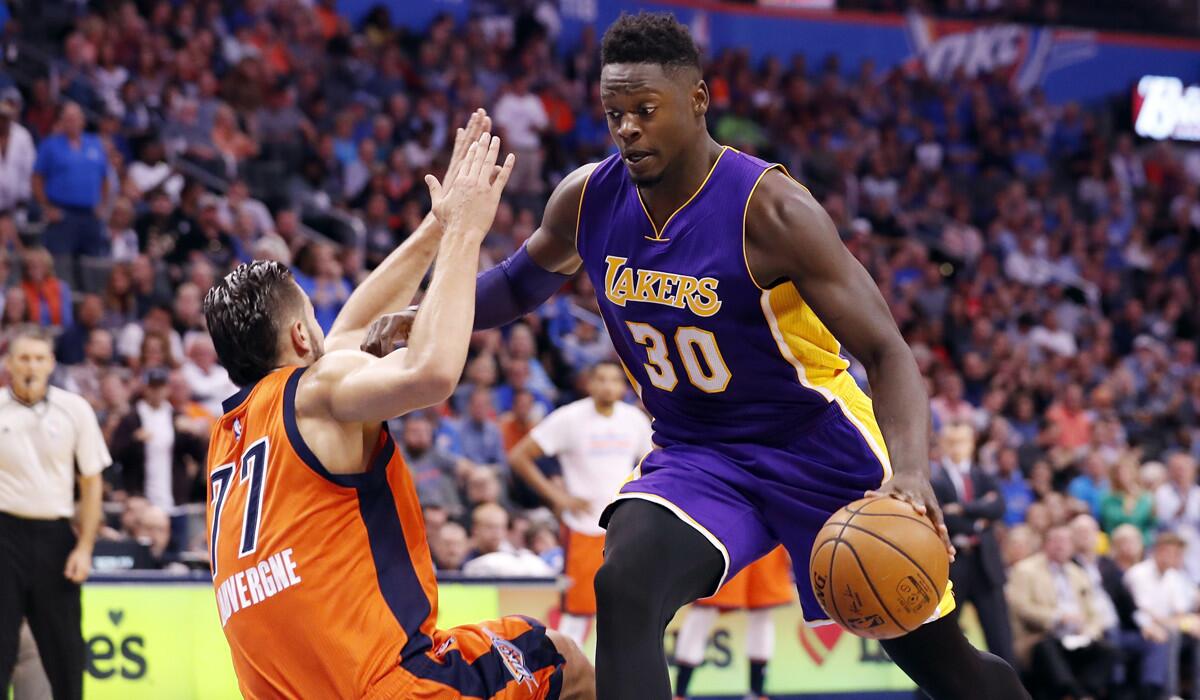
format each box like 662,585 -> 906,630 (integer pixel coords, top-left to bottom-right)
470,161 -> 597,328
359,162 -> 597,353
309,136 -> 515,423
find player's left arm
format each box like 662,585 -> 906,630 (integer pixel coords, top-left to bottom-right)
746,170 -> 953,558
325,110 -> 492,353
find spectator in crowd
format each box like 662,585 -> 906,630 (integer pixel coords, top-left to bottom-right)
54,294 -> 103,365
1007,525 -> 1115,699
396,413 -> 465,518
931,422 -> 1015,664
32,102 -> 109,259
430,521 -> 470,573
20,248 -> 72,329
290,241 -> 350,333
61,328 -> 115,407
1070,515 -> 1170,699
1125,531 -> 1200,700
109,368 -> 205,511
498,388 -> 539,452
1068,452 -> 1111,519
997,447 -> 1035,526
1154,453 -> 1200,582
454,387 -> 507,476
461,503 -> 553,577
1101,459 -> 1156,545
179,334 -> 236,417
0,97 -> 36,215
492,74 -> 548,198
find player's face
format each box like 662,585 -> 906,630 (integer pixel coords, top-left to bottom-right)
588,364 -> 626,404
5,337 -> 55,401
600,63 -> 706,187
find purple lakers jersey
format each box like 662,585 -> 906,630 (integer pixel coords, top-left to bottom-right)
577,147 -> 888,458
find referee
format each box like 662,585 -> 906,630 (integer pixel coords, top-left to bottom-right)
0,327 -> 111,700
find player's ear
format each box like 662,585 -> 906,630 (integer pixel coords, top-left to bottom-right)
693,77 -> 709,118
289,319 -> 310,356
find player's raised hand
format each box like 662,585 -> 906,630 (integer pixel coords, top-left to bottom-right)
440,108 -> 492,193
425,132 -> 515,238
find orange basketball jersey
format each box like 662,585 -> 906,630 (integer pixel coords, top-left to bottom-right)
206,366 -> 437,700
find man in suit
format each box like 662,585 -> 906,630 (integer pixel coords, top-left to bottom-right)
932,422 -> 1016,665
1007,525 -> 1116,700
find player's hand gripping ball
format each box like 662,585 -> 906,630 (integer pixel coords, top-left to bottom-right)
809,496 -> 950,639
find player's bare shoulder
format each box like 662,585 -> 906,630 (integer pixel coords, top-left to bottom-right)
526,162 -> 601,274
293,349 -> 374,418
743,168 -> 840,288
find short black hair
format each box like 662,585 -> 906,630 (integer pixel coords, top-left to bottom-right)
600,12 -> 700,73
203,261 -> 302,387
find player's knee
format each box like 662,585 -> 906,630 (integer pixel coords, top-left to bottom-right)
546,630 -> 595,700
593,555 -> 653,614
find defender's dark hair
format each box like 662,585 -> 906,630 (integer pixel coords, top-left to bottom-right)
600,12 -> 701,73
203,261 -> 302,387
590,359 -> 626,376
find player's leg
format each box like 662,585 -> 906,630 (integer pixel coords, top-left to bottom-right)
593,500 -> 725,700
403,616 -> 589,700
546,630 -> 595,700
744,609 -> 774,698
672,605 -> 719,699
879,614 -> 1031,700
558,528 -> 604,650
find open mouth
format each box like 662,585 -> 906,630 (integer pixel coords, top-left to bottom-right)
624,150 -> 653,165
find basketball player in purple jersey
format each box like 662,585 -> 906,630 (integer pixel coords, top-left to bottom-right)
365,13 -> 1029,700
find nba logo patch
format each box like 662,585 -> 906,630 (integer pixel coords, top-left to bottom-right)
485,630 -> 537,690
232,418 -> 243,440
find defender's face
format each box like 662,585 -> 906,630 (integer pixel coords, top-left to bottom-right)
600,63 -> 705,187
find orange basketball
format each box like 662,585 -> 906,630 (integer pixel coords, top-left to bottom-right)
809,496 -> 949,640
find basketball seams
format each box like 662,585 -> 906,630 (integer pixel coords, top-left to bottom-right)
837,539 -> 913,636
843,509 -> 938,535
835,521 -> 942,598
844,500 -> 938,536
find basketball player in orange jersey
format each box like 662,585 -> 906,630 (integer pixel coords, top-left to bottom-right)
202,112 -> 593,700
672,547 -> 793,700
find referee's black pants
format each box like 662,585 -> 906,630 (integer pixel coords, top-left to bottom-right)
0,512 -> 84,700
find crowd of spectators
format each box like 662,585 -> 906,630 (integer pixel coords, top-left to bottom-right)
0,0 -> 1198,694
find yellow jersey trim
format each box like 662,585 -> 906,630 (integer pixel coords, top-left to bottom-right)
573,164 -> 597,252
741,164 -> 784,292
757,288 -> 893,482
635,145 -> 731,240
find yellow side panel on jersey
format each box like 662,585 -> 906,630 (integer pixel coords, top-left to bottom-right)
765,282 -> 849,382
762,284 -> 892,481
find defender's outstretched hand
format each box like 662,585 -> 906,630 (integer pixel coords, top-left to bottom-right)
440,109 -> 493,194
425,132 -> 515,237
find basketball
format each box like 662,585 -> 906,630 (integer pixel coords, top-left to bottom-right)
809,496 -> 950,640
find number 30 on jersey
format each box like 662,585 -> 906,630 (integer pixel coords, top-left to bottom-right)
626,321 -> 731,393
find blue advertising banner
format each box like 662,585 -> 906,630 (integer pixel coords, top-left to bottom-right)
338,0 -> 1200,106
